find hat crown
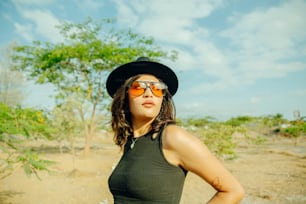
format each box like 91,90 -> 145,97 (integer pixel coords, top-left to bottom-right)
136,56 -> 150,62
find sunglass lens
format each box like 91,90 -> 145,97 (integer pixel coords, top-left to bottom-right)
129,81 -> 145,96
151,83 -> 164,97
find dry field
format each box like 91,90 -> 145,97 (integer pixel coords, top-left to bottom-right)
1,132 -> 305,204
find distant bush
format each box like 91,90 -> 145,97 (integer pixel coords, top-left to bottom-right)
199,123 -> 238,159
261,113 -> 288,127
225,116 -> 254,127
180,115 -> 272,159
183,122 -> 241,159
183,117 -> 216,127
281,121 -> 306,138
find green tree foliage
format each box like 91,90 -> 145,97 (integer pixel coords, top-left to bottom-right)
12,18 -> 177,155
0,103 -> 52,138
0,103 -> 54,180
184,116 -> 217,127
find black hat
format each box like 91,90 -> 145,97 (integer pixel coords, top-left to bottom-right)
106,57 -> 178,97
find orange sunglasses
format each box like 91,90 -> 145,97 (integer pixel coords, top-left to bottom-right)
128,81 -> 168,97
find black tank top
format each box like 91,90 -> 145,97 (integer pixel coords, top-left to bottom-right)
108,127 -> 187,204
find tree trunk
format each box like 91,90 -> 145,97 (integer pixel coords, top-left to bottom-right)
80,90 -> 99,156
83,131 -> 91,156
83,103 -> 96,156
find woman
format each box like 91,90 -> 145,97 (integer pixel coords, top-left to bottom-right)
106,57 -> 245,204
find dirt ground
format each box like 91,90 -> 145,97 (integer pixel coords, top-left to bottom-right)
1,132 -> 306,204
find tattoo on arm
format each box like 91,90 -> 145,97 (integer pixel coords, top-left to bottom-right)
212,177 -> 223,190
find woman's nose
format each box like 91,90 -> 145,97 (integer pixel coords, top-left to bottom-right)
142,87 -> 153,97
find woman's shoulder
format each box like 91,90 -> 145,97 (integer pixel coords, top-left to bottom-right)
162,124 -> 197,149
163,124 -> 187,137
162,124 -> 210,168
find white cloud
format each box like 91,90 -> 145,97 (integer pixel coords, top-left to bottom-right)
190,79 -> 233,94
238,61 -> 305,83
114,0 -> 223,44
11,0 -> 63,43
222,0 -> 306,82
224,1 -> 306,51
165,48 -> 196,71
21,9 -> 62,43
14,23 -> 34,42
13,5 -> 63,43
113,0 -> 139,27
184,0 -> 306,95
192,41 -> 232,77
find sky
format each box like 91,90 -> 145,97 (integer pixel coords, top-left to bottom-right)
0,0 -> 306,120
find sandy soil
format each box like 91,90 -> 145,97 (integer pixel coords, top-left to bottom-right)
1,133 -> 306,204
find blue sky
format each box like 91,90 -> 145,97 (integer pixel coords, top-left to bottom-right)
1,0 -> 305,120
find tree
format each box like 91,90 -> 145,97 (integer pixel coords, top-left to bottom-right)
51,94 -> 84,154
12,18 -> 177,155
0,43 -> 26,106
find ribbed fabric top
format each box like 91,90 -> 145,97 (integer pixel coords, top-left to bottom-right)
108,128 -> 187,204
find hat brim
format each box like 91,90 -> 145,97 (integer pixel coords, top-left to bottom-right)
106,60 -> 178,97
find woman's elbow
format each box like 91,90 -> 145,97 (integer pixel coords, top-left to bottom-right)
233,185 -> 245,203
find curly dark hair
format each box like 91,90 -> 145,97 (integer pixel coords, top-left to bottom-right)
110,75 -> 176,148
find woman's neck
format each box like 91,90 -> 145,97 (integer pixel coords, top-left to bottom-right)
132,118 -> 154,137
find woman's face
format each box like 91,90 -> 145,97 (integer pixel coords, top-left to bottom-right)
128,74 -> 164,122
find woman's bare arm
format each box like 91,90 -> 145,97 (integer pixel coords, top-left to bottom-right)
163,125 -> 245,204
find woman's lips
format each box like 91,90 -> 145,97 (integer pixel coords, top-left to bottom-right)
142,100 -> 155,107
